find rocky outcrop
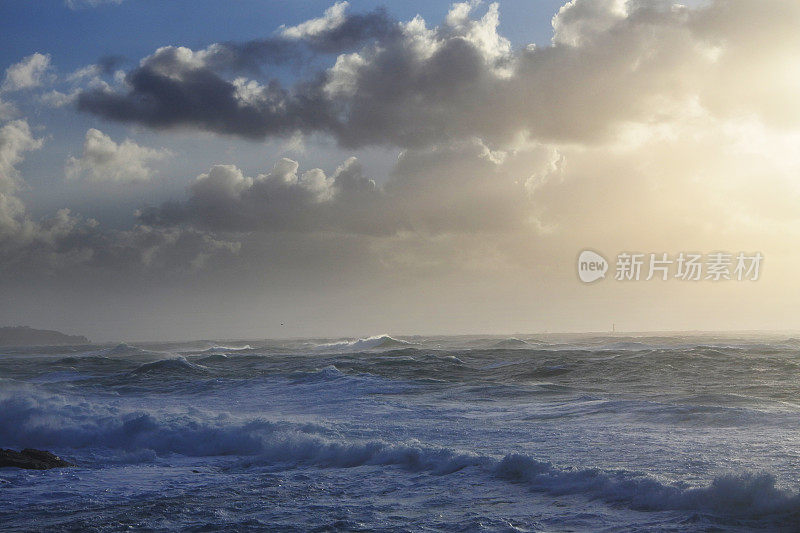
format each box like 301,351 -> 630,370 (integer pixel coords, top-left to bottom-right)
0,448 -> 74,469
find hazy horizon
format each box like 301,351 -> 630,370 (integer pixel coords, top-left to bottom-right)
13,327 -> 800,346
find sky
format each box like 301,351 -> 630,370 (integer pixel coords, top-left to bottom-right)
1,0 -> 799,342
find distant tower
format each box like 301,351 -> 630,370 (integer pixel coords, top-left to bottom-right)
612,323 -> 616,333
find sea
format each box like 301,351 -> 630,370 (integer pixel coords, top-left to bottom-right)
1,333 -> 800,532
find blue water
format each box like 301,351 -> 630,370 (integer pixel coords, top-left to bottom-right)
2,334 -> 800,531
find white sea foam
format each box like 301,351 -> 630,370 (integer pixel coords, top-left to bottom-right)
3,334 -> 800,530
1,388 -> 798,520
201,344 -> 252,353
314,334 -> 414,352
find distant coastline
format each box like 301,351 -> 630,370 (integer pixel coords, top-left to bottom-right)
0,326 -> 89,346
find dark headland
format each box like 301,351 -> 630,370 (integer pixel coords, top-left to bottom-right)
0,326 -> 89,346
0,449 -> 74,470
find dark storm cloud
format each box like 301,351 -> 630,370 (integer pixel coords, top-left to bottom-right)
76,4 -> 400,139
96,55 -> 127,74
77,60 -> 337,139
205,39 -> 302,74
75,1 -> 800,149
188,6 -> 398,74
73,2 -> 499,145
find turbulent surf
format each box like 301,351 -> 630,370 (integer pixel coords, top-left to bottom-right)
1,333 -> 800,531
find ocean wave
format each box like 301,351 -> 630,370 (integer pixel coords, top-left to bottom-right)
314,335 -> 415,352
129,356 -> 208,376
493,454 -> 800,519
0,390 -> 332,459
597,341 -> 657,351
489,338 -> 542,349
196,353 -> 229,364
372,354 -> 417,363
54,355 -> 115,365
201,344 -> 253,354
104,343 -> 161,358
29,370 -> 91,384
2,390 -> 798,521
286,365 -> 410,393
290,364 -> 347,383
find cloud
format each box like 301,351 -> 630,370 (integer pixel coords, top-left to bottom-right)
19,1 -> 800,250
72,1 -> 400,139
40,60 -> 125,109
0,97 -> 16,120
73,2 -> 397,140
137,137 -> 547,237
0,118 -> 236,277
0,208 -> 240,278
0,120 -> 43,236
138,156 -> 388,234
65,128 -> 171,183
281,2 -> 350,40
0,120 -> 43,193
74,1 -> 800,150
5,1 -> 800,339
524,110 -> 800,248
2,53 -> 54,92
280,2 -> 398,53
77,45 -> 337,139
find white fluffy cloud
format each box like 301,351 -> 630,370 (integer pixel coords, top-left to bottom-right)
0,97 -> 15,120
0,120 -> 43,235
1,53 -> 53,92
0,120 -> 43,193
65,129 -> 171,183
281,1 -> 350,39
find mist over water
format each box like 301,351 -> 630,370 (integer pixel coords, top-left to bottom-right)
2,333 -> 800,531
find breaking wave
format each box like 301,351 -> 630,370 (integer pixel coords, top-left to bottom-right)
2,389 -> 799,522
314,335 -> 415,352
493,455 -> 800,519
201,344 -> 252,354
129,356 -> 208,376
